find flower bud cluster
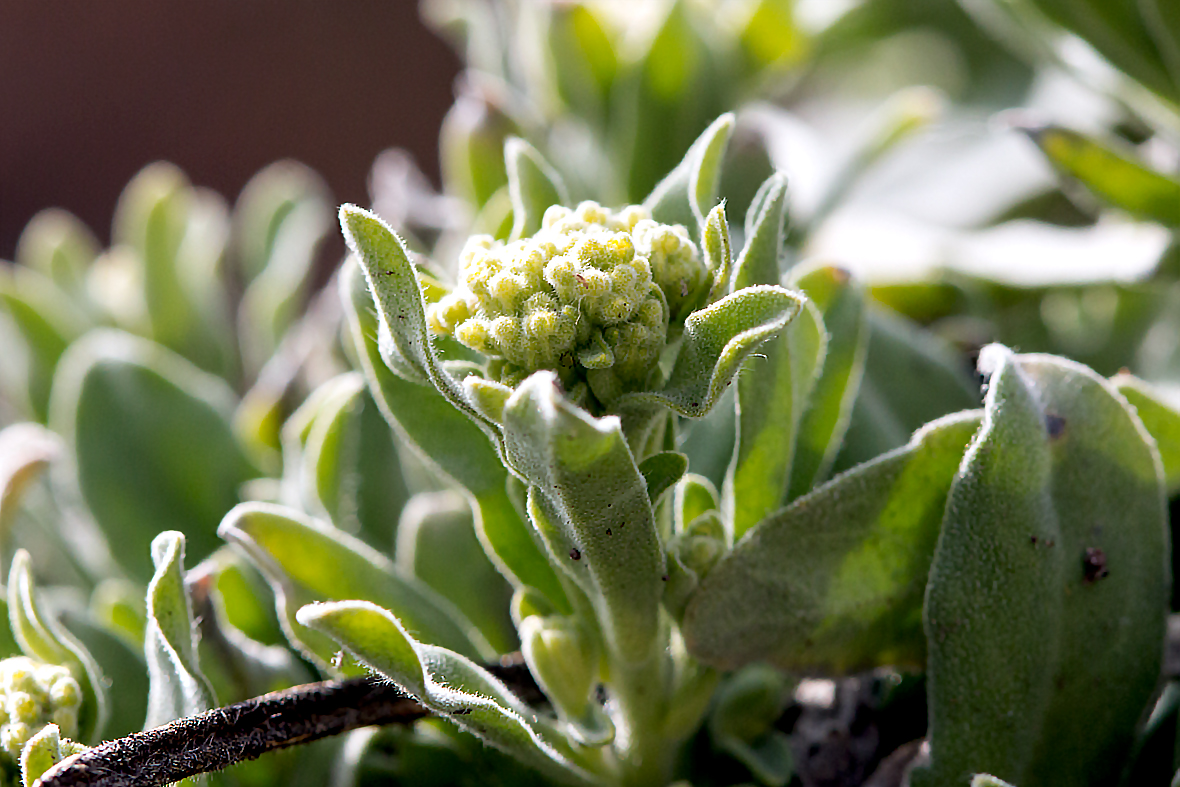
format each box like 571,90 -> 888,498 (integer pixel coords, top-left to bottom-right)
427,202 -> 705,394
0,657 -> 82,762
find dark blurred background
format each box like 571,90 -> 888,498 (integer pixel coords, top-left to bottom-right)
0,1 -> 460,259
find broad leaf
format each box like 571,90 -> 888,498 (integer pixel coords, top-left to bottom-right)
922,346 -> 1167,787
49,330 -> 258,581
685,410 -> 981,672
143,532 -> 217,729
504,373 -> 664,664
220,502 -> 493,670
297,600 -> 600,786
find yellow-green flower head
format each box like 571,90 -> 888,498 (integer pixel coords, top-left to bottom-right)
0,657 -> 82,762
428,201 -> 705,392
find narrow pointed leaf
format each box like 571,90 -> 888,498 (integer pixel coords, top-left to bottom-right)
9,551 -> 106,742
924,346 -> 1168,787
732,173 -> 789,292
703,203 -> 733,304
219,502 -> 492,669
504,373 -> 664,664
622,285 -> 802,418
644,113 -> 735,230
341,261 -> 568,611
1023,125 -> 1180,225
143,532 -> 217,729
48,330 -> 258,581
297,600 -> 599,786
725,294 -> 823,542
507,138 -> 569,241
685,410 -> 981,672
339,204 -> 500,441
786,265 -> 869,499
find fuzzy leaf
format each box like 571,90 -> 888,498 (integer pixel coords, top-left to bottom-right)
639,451 -> 689,505
504,373 -> 664,664
732,173 -> 789,293
786,265 -> 869,500
294,373 -> 410,546
49,330 -> 257,582
1024,125 -> 1180,226
143,532 -> 217,729
339,205 -> 499,440
1112,373 -> 1180,494
341,261 -> 568,611
219,502 -> 492,670
623,285 -> 802,419
0,265 -> 87,421
724,293 -> 823,542
21,723 -> 87,787
507,138 -> 569,241
923,347 -> 1168,787
644,113 -> 735,231
9,551 -> 107,742
685,410 -> 981,672
396,491 -> 516,655
703,203 -> 734,304
0,423 -> 61,537
297,600 -> 599,786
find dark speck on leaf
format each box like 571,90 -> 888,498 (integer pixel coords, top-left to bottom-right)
661,575 -> 669,581
452,708 -> 472,716
606,528 -> 612,536
569,548 -> 581,561
1030,535 -> 1038,545
1083,547 -> 1109,584
1045,413 -> 1066,439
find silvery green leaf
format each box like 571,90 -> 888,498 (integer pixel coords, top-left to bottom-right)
112,163 -> 232,376
59,608 -> 148,740
684,410 -> 981,672
0,265 -> 88,421
15,208 -> 98,300
9,550 -> 107,742
297,600 -> 601,786
1023,125 -> 1180,225
293,373 -> 410,546
833,306 -> 978,471
621,285 -> 802,419
724,293 -> 823,542
543,2 -> 618,121
644,113 -> 735,231
143,531 -> 217,729
923,347 -> 1167,787
1112,373 -> 1180,494
702,203 -> 733,305
396,491 -> 516,655
732,173 -> 788,293
231,160 -> 331,285
49,330 -> 258,582
786,265 -> 869,500
0,423 -> 61,538
219,502 -> 493,670
507,138 -> 569,241
341,260 -> 569,611
339,205 -> 500,440
439,85 -> 518,210
504,373 -> 664,664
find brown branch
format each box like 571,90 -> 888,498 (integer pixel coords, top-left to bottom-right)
39,661 -> 542,787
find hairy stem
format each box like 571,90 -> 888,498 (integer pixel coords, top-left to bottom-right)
39,662 -> 541,787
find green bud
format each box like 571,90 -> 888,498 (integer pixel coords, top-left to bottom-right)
0,657 -> 83,764
519,615 -> 598,720
429,201 -> 706,402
